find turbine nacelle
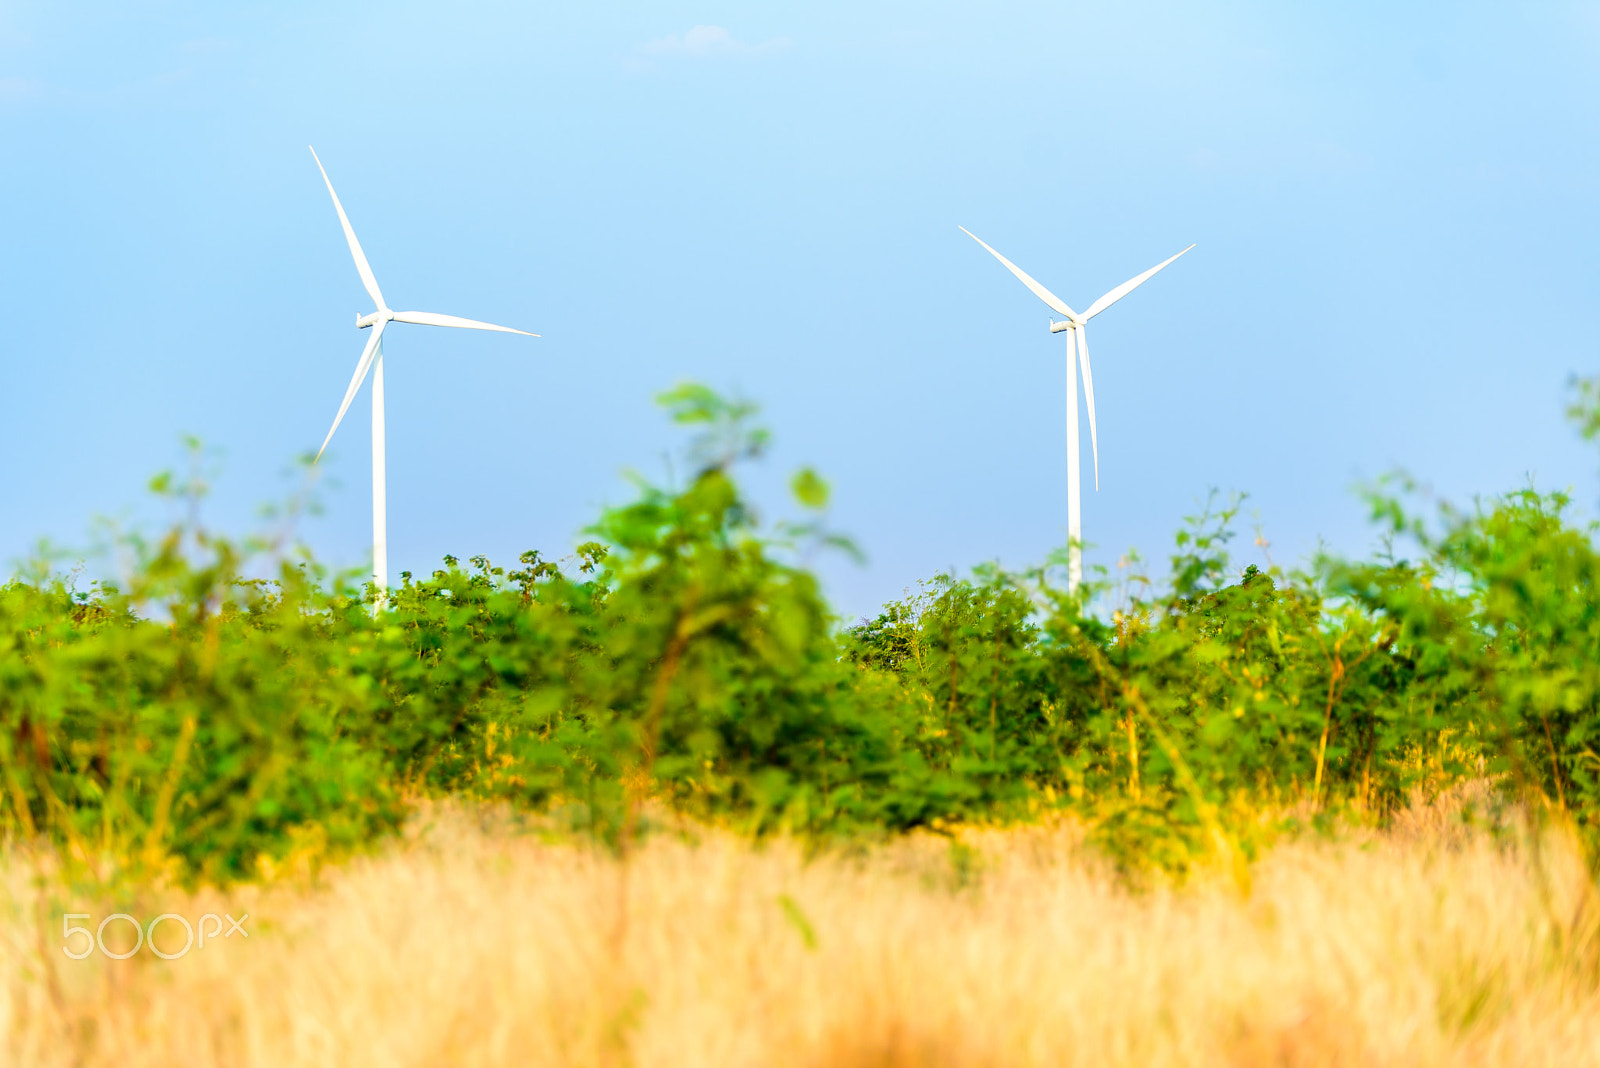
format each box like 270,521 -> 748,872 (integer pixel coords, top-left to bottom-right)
1049,318 -> 1078,334
356,310 -> 390,330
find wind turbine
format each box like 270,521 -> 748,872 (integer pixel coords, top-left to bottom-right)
960,227 -> 1192,592
309,146 -> 537,605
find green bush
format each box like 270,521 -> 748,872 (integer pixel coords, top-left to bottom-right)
6,380 -> 1600,882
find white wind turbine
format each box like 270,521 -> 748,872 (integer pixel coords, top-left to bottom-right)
960,227 -> 1192,592
309,146 -> 538,604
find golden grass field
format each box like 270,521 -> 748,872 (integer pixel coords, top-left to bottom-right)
5,794 -> 1600,1068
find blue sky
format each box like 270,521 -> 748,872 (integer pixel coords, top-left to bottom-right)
2,1 -> 1598,616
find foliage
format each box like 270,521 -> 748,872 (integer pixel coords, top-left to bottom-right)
7,380 -> 1600,882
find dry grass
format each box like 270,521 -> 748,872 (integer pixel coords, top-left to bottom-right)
5,798 -> 1600,1068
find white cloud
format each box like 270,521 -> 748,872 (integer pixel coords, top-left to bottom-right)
638,25 -> 787,59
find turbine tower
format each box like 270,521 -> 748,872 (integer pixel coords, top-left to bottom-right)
310,146 -> 537,605
960,227 -> 1192,592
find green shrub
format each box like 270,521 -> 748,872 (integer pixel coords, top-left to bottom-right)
7,380 -> 1600,882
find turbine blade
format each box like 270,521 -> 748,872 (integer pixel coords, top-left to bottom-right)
309,146 -> 386,311
1083,244 -> 1194,321
1077,326 -> 1100,491
317,320 -> 387,460
958,227 -> 1078,320
390,310 -> 538,336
